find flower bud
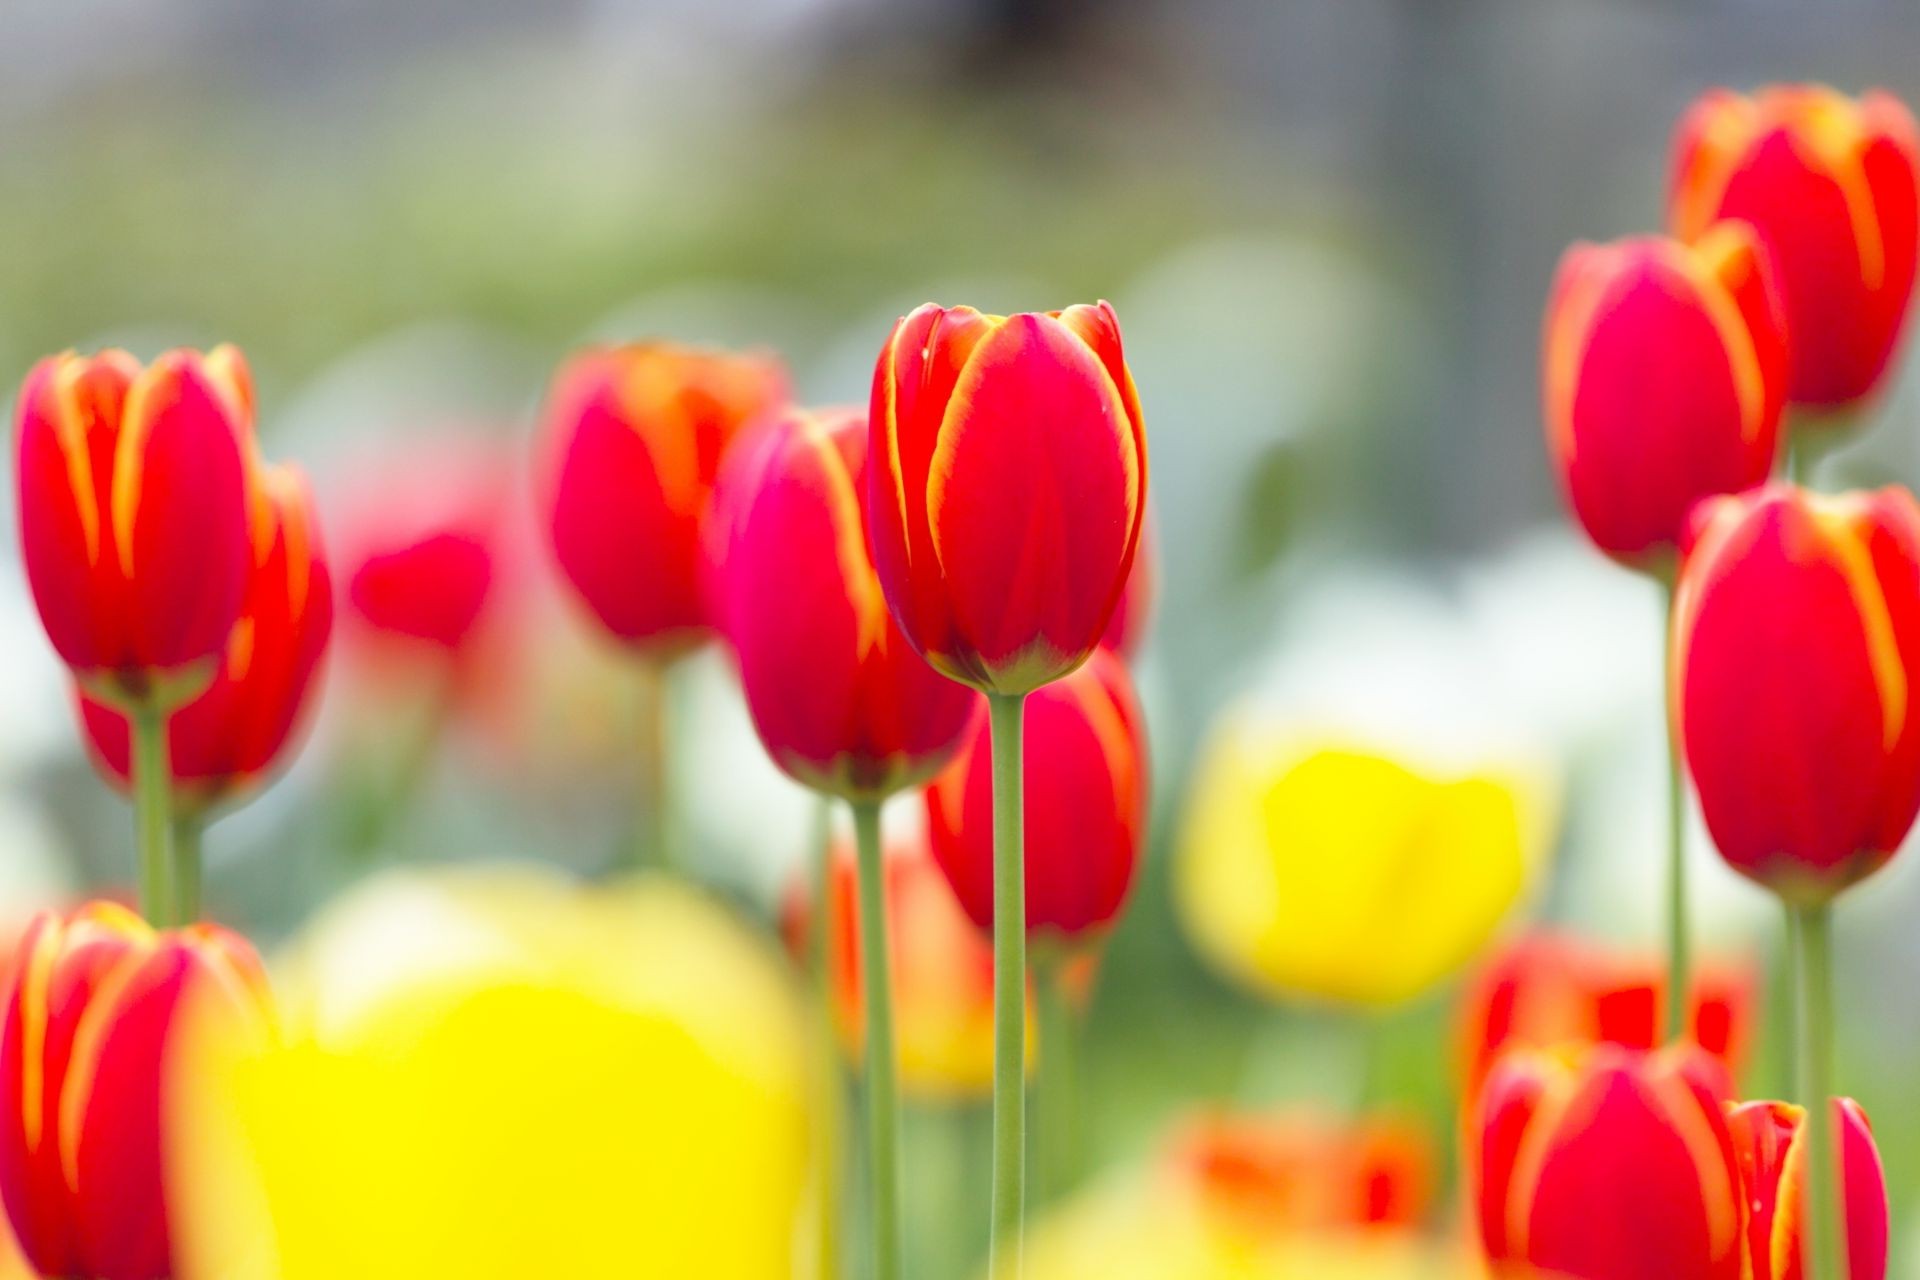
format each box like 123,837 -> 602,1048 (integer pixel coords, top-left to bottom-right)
543,343 -> 787,653
1671,85 -> 1920,410
1673,483 -> 1920,903
924,648 -> 1147,944
78,464 -> 333,816
867,302 -> 1148,695
0,902 -> 273,1280
1543,227 -> 1785,568
708,407 -> 979,800
1726,1097 -> 1888,1280
16,347 -> 256,704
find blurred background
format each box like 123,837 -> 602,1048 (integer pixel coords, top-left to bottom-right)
7,1 -> 1920,1275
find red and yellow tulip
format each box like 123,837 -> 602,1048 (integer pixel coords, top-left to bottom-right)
1727,1098 -> 1888,1280
1671,85 -> 1920,411
867,302 -> 1147,695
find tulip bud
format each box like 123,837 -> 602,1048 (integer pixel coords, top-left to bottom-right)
543,342 -> 787,653
867,302 -> 1148,695
1671,85 -> 1920,410
1458,933 -> 1754,1102
77,464 -> 333,816
1726,1098 -> 1888,1280
1542,228 -> 1786,569
924,648 -> 1147,944
16,347 -> 256,706
707,406 -> 979,801
0,902 -> 274,1280
1673,483 -> 1920,903
1474,1045 -> 1744,1280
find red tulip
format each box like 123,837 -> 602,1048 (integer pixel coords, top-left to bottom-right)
1542,227 -> 1786,568
1673,483 -> 1920,903
867,302 -> 1148,695
0,902 -> 274,1280
708,406 -> 979,800
1671,85 -> 1920,410
1474,1044 -> 1743,1280
77,464 -> 333,816
1727,1098 -> 1888,1280
924,648 -> 1148,943
543,342 -> 788,653
16,347 -> 255,706
1458,932 -> 1754,1101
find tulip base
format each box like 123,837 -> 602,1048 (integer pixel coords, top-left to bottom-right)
850,797 -> 901,1280
1794,902 -> 1846,1280
987,691 -> 1027,1278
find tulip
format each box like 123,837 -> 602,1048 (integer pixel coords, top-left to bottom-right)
543,341 -> 787,652
0,901 -> 274,1280
171,867 -> 815,1280
1727,1099 -> 1887,1280
78,464 -> 332,835
1458,933 -> 1754,1102
1671,85 -> 1920,412
1178,724 -> 1548,1008
1542,227 -> 1786,570
1473,1044 -> 1743,1280
1166,1111 -> 1434,1233
1100,516 -> 1156,659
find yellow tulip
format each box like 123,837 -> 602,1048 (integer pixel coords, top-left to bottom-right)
1177,716 -> 1553,1008
172,866 -> 817,1280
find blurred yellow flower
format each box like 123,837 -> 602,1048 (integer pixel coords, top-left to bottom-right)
1176,719 -> 1553,1008
172,866 -> 816,1280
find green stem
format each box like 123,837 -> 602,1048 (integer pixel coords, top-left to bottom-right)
1035,953 -> 1077,1207
1660,577 -> 1691,1044
808,796 -> 841,1280
850,798 -> 900,1280
171,811 -> 204,925
130,705 -> 175,927
1796,903 -> 1846,1280
987,691 -> 1027,1278
634,661 -> 672,872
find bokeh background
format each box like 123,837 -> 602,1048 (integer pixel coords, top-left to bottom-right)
7,1 -> 1920,1275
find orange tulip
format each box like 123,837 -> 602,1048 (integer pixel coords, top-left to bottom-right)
924,648 -> 1148,944
867,302 -> 1147,695
0,902 -> 273,1280
1671,85 -> 1920,410
1673,483 -> 1920,902
543,343 -> 787,654
1473,1044 -> 1742,1280
1727,1098 -> 1888,1280
707,406 -> 979,801
15,347 -> 256,707
1542,228 -> 1785,568
1166,1110 -> 1434,1233
77,464 -> 332,817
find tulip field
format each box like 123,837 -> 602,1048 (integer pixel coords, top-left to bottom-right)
10,7 -> 1920,1280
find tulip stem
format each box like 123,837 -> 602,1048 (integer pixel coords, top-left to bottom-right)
130,704 -> 176,927
171,812 -> 204,925
987,691 -> 1027,1279
1660,576 -> 1691,1044
1795,902 -> 1846,1280
1034,951 -> 1077,1206
809,795 -> 843,1280
850,797 -> 901,1280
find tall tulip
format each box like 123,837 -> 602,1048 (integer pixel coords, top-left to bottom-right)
0,902 -> 274,1280
709,406 -> 977,1279
1673,481 -> 1920,1279
868,301 -> 1148,1268
1473,1044 -> 1743,1280
1671,85 -> 1920,415
78,464 -> 332,914
15,347 -> 257,924
1728,1099 -> 1888,1280
542,342 -> 787,870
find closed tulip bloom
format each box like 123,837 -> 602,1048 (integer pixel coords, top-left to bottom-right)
78,465 -> 333,816
1474,1045 -> 1743,1280
1671,85 -> 1920,409
868,302 -> 1148,695
924,648 -> 1147,943
0,902 -> 274,1280
16,347 -> 255,703
708,407 -> 979,800
1727,1098 -> 1887,1280
544,342 -> 787,652
1673,483 -> 1920,903
1543,227 -> 1786,568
